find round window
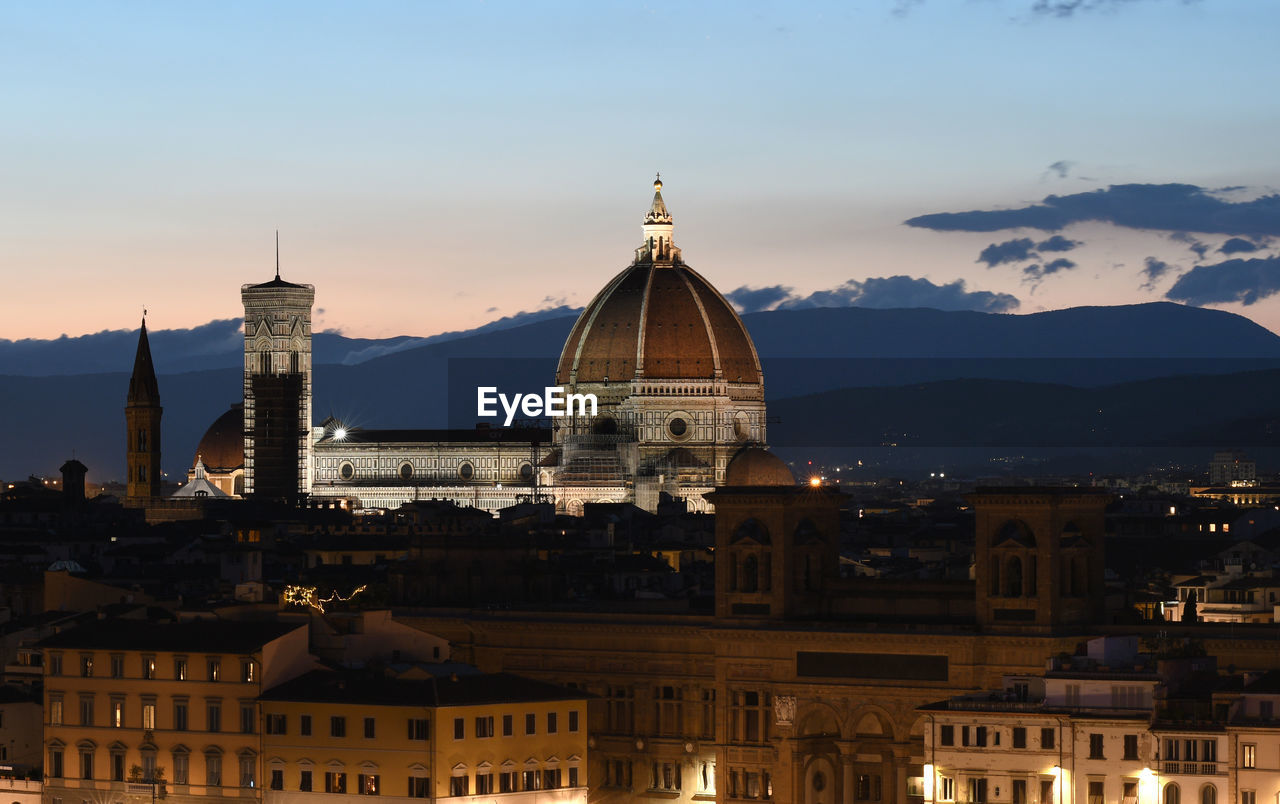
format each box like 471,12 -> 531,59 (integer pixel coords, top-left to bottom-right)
339,462 -> 355,481
734,412 -> 752,442
458,462 -> 474,481
519,462 -> 534,481
399,462 -> 414,481
593,416 -> 618,435
668,417 -> 688,438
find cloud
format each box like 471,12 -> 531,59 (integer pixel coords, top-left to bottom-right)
1037,235 -> 1080,252
978,238 -> 1038,267
1165,257 -> 1280,307
1044,160 -> 1075,180
906,184 -> 1280,237
1139,257 -> 1173,290
1219,237 -> 1261,255
1170,231 -> 1210,259
1023,259 -> 1078,282
727,276 -> 1020,314
1029,0 -> 1186,17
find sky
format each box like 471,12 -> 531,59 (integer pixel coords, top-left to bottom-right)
3,0 -> 1279,341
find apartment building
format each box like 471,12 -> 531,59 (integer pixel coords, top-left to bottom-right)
38,619 -> 313,804
258,667 -> 587,803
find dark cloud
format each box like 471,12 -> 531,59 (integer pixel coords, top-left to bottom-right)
1030,0 -> 1182,17
978,238 -> 1038,267
727,276 -> 1019,314
1139,257 -> 1173,290
724,285 -> 794,313
1037,235 -> 1080,252
1220,237 -> 1261,255
1023,259 -> 1078,282
1044,160 -> 1075,179
906,184 -> 1280,238
1170,231 -> 1210,259
1165,257 -> 1280,307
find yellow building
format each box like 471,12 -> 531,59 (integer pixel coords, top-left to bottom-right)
39,620 -> 313,804
258,668 -> 587,803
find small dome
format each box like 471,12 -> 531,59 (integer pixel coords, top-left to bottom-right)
725,447 -> 794,487
194,404 -> 244,472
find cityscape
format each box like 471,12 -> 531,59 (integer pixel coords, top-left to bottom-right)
4,3 -> 1280,804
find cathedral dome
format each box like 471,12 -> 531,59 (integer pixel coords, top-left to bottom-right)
725,447 -> 795,487
194,404 -> 244,472
555,178 -> 763,387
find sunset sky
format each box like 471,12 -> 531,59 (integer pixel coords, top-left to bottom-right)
4,0 -> 1279,342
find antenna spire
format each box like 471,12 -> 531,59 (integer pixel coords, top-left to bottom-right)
275,230 -> 280,280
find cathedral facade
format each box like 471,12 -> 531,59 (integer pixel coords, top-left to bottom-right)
201,178 -> 771,513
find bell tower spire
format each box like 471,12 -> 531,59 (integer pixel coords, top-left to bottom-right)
125,316 -> 163,502
636,173 -> 681,264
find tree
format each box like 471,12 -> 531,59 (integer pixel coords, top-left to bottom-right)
1182,589 -> 1198,623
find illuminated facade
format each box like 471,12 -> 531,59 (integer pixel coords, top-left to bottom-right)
259,669 -> 587,803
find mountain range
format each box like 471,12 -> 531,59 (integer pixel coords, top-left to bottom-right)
3,302 -> 1279,482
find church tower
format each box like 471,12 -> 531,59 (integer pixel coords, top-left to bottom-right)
969,487 -> 1111,630
125,317 -> 162,501
241,250 -> 314,504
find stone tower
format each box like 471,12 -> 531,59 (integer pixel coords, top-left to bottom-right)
241,258 -> 314,504
707,448 -> 843,619
969,487 -> 1111,630
125,318 -> 162,501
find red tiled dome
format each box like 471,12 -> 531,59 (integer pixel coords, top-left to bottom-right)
194,404 -> 244,473
725,447 -> 794,487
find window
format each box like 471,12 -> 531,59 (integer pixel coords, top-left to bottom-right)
475,716 -> 494,738
1090,733 -> 1105,759
358,773 -> 379,795
940,777 -> 955,801
207,701 -> 221,732
331,716 -> 346,738
299,770 -> 313,792
500,771 -> 516,793
608,686 -> 635,732
858,774 -> 883,801
655,685 -> 682,736
270,769 -> 283,790
1242,743 -> 1256,769
300,714 -> 312,736
606,760 -> 633,789
502,714 -> 513,736
1124,781 -> 1139,804
548,711 -> 558,734
1241,792 -> 1256,804
1013,727 -> 1027,748
1042,727 -> 1055,749
50,653 -> 63,676
1066,684 -> 1081,706
969,779 -> 988,804
1202,741 -> 1217,762
526,713 -> 536,735
49,748 -> 63,778
1014,780 -> 1028,804
110,655 -> 124,678
569,709 -> 579,732
977,726 -> 988,747
110,699 -> 124,728
240,661 -> 255,683
174,700 -> 188,731
1166,784 -> 1181,804
545,768 -> 563,790
522,769 -> 538,790
241,705 -> 255,733
730,690 -> 770,743
476,773 -> 494,794
453,717 -> 464,740
239,755 -> 255,788
50,697 -> 63,725
649,762 -> 680,791
408,717 -> 429,740
450,776 -> 468,796
700,688 -> 716,739
408,776 -> 429,798
142,702 -> 156,730
940,725 -> 955,746
1089,781 -> 1105,804
1261,701 -> 1274,720
206,754 -> 222,787
80,749 -> 94,780
143,656 -> 156,680
266,713 -> 286,734
326,772 -> 347,794
364,717 -> 376,739
80,654 -> 94,677
207,659 -> 220,682
79,695 -> 94,726
1041,779 -> 1055,804
1203,786 -> 1218,804
173,752 -> 189,785
1125,734 -> 1139,760
569,766 -> 579,787
174,657 -> 187,681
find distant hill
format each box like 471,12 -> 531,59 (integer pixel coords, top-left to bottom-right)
4,302 -> 1280,481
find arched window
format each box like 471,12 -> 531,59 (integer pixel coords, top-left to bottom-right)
1164,783 -> 1180,804
1005,556 -> 1023,597
743,555 -> 759,593
1201,786 -> 1216,804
